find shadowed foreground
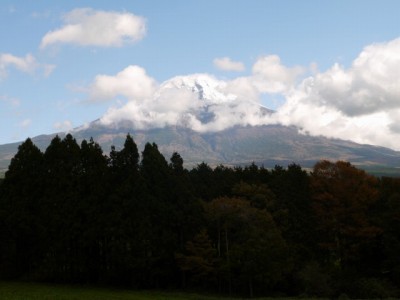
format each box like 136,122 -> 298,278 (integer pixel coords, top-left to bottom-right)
0,282 -> 304,300
2,134 -> 400,298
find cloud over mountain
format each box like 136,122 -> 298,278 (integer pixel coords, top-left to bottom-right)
96,73 -> 273,131
85,37 -> 400,150
277,37 -> 400,149
89,66 -> 157,102
40,8 -> 146,48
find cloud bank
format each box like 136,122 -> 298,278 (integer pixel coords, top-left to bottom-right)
87,37 -> 400,150
276,37 -> 400,149
40,8 -> 146,48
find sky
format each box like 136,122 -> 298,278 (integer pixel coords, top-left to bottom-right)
1,1 -> 400,150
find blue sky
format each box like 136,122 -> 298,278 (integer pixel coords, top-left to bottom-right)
1,1 -> 400,149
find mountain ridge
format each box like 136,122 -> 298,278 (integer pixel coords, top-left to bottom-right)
2,76 -> 400,175
2,124 -> 400,176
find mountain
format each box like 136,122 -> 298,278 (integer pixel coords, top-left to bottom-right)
2,123 -> 400,176
1,74 -> 400,175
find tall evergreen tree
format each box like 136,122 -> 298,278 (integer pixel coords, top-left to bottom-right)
104,134 -> 145,285
169,152 -> 204,276
109,134 -> 139,178
41,134 -> 82,281
189,162 -> 216,201
140,142 -> 179,286
267,164 -> 319,295
76,138 -> 109,282
0,138 -> 44,278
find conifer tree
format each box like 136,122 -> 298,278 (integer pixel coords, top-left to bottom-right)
104,134 -> 144,285
77,138 -> 109,281
0,138 -> 44,278
41,134 -> 82,280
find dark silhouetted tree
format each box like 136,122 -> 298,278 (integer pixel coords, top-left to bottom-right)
176,229 -> 217,287
0,138 -> 44,278
206,196 -> 288,297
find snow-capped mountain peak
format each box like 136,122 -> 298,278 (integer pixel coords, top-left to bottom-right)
158,74 -> 236,104
91,72 -> 274,132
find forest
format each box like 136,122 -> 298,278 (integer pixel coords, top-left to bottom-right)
1,133 -> 400,298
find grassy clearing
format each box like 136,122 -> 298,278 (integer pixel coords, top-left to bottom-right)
0,281 -> 218,300
0,282 -> 305,300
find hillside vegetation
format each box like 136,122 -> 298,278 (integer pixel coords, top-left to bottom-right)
3,125 -> 400,175
1,134 -> 400,298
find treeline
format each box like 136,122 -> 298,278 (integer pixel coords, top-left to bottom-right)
1,134 -> 400,298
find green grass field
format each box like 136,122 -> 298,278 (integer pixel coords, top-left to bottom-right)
0,282 -> 221,300
0,282 -> 306,300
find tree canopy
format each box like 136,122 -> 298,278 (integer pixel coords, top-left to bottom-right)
0,135 -> 399,298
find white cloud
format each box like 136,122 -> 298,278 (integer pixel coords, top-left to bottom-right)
251,55 -> 304,94
40,8 -> 146,48
222,55 -> 303,102
223,77 -> 260,102
290,38 -> 400,117
31,10 -> 51,19
99,78 -> 202,129
43,64 -> 56,77
89,65 -> 157,102
0,53 -> 55,79
0,53 -> 37,78
0,95 -> 20,107
54,120 -> 73,131
275,37 -> 400,149
19,119 -> 32,128
89,58 -> 297,134
88,37 -> 400,150
213,57 -> 245,72
96,71 -> 274,132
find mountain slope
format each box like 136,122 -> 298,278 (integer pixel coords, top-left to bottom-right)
2,124 -> 400,176
2,74 -> 400,175
73,123 -> 400,168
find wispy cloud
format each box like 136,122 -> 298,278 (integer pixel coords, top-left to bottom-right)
213,57 -> 245,72
0,95 -> 20,107
8,6 -> 16,14
40,8 -> 146,48
54,120 -> 73,131
0,53 -> 37,78
31,10 -> 52,19
43,64 -> 56,77
0,53 -> 55,79
19,119 -> 32,128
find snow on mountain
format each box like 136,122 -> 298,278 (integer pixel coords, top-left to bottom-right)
4,77 -> 400,174
96,73 -> 275,132
158,74 -> 236,104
